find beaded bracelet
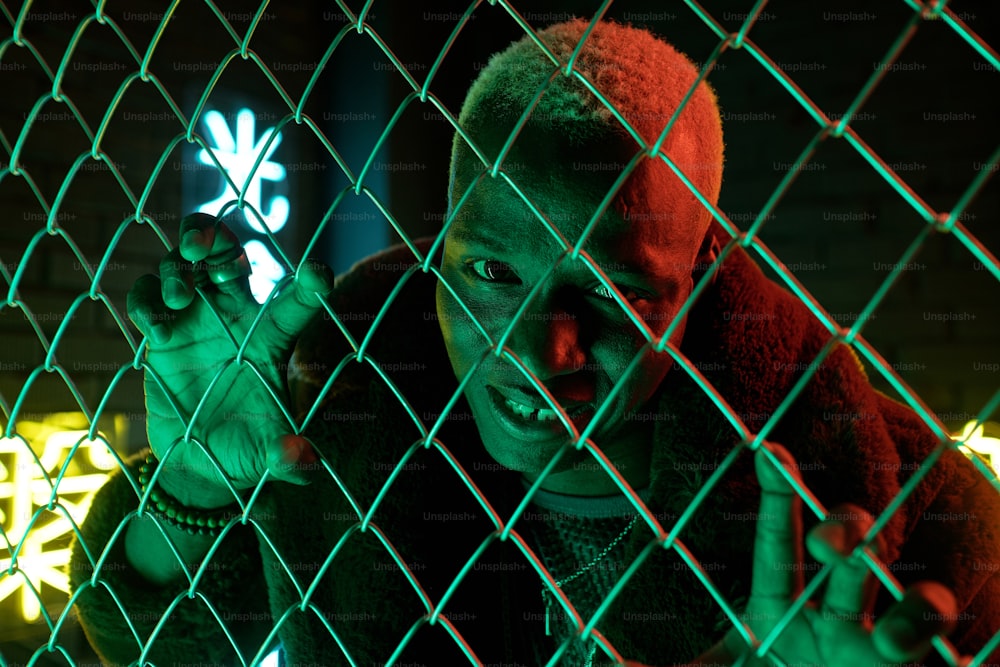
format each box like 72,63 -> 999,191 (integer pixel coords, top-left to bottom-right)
138,453 -> 241,537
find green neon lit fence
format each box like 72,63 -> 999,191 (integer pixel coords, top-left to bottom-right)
1,1 -> 998,665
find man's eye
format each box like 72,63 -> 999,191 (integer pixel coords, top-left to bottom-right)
592,283 -> 642,302
469,259 -> 517,282
593,283 -> 616,300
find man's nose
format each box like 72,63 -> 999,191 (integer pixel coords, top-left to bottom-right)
506,301 -> 587,381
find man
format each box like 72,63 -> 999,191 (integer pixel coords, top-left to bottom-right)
70,19 -> 998,666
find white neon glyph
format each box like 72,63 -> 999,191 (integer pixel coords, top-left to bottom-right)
244,239 -> 288,304
197,108 -> 290,233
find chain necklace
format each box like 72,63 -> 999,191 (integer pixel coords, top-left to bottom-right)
541,514 -> 638,666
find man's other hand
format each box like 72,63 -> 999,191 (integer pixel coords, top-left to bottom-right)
715,442 -> 962,667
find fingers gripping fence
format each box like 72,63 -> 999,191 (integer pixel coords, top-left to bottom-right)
1,1 -> 999,666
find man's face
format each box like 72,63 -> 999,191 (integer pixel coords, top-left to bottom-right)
436,132 -> 710,486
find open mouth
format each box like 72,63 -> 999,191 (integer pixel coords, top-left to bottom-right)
501,395 -> 592,422
486,385 -> 596,436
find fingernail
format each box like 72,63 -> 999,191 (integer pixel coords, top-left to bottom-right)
182,228 -> 206,246
181,229 -> 208,258
164,278 -> 185,303
813,520 -> 847,554
282,439 -> 304,464
770,443 -> 796,467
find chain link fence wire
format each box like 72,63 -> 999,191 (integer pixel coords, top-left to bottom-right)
1,0 -> 999,665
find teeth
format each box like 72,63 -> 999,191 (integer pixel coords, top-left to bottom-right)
536,408 -> 559,421
503,398 -> 577,422
504,398 -> 536,419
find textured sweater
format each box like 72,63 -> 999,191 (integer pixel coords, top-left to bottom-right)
69,230 -> 1000,666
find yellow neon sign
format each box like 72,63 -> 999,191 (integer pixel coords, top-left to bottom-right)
956,420 -> 1000,480
1,412 -> 123,622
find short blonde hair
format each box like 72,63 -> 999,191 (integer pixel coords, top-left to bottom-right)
451,19 -> 725,237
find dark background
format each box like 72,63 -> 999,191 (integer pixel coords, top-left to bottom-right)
1,0 -> 997,663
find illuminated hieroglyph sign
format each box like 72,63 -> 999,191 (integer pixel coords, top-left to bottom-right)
0,414 -> 122,622
957,420 -> 1000,480
196,108 -> 289,303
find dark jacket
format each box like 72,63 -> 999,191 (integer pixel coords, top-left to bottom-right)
69,235 -> 1000,666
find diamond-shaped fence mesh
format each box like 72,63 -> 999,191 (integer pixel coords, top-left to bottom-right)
1,1 -> 998,666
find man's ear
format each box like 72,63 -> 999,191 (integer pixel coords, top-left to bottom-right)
692,229 -> 721,286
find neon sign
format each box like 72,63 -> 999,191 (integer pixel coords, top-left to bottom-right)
196,108 -> 289,303
957,420 -> 1000,479
1,413 -> 123,622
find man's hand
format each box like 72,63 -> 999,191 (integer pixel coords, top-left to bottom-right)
126,213 -> 334,508
714,443 -> 961,667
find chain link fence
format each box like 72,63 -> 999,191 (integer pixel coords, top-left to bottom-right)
1,0 -> 998,665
